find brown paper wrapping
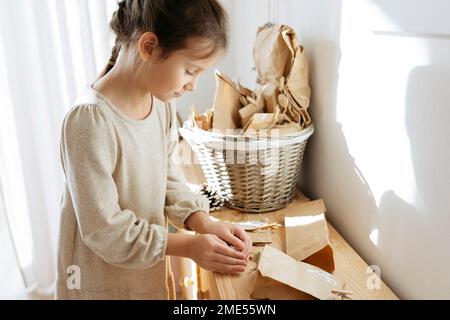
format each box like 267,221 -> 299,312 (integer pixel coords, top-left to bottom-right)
251,245 -> 342,300
284,199 -> 335,273
204,24 -> 311,135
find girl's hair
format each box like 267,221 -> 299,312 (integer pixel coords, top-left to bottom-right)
98,0 -> 229,78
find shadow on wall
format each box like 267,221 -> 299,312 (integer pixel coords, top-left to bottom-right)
295,4 -> 380,251
299,39 -> 380,269
364,0 -> 450,299
294,2 -> 381,248
376,66 -> 450,299
301,48 -> 450,299
362,0 -> 450,298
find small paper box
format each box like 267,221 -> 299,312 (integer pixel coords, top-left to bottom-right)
251,245 -> 342,300
284,199 -> 335,273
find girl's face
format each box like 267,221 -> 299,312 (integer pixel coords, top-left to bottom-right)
140,37 -> 223,102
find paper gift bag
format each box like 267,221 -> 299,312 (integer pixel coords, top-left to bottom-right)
251,245 -> 342,300
253,24 -> 293,85
284,199 -> 335,273
285,45 -> 311,111
253,24 -> 311,128
212,70 -> 242,134
279,26 -> 311,111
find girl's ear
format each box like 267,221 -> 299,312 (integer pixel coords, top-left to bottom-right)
138,32 -> 159,61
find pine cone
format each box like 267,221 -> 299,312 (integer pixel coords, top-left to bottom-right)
198,183 -> 227,212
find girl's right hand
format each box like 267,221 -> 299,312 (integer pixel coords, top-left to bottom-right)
187,234 -> 248,274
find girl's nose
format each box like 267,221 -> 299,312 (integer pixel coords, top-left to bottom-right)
184,77 -> 198,92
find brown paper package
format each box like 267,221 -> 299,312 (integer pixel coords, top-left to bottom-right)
251,245 -> 341,300
284,199 -> 335,273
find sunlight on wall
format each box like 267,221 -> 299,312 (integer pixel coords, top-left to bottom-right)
336,0 -> 430,209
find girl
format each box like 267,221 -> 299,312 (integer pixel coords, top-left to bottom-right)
57,0 -> 252,300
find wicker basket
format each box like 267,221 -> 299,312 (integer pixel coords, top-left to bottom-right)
179,124 -> 314,213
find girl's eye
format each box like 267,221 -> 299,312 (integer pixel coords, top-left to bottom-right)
185,70 -> 195,76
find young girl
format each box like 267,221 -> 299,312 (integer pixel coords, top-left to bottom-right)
56,0 -> 252,300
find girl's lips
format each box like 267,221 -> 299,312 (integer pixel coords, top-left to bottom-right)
174,92 -> 182,97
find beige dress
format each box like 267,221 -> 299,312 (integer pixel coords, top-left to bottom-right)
56,85 -> 209,299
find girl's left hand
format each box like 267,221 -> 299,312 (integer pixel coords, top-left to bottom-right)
204,221 -> 253,259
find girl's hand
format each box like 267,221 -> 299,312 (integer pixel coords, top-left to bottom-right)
186,234 -> 248,274
185,211 -> 253,259
202,221 -> 253,259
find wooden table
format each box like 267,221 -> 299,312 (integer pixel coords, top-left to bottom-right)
179,140 -> 398,300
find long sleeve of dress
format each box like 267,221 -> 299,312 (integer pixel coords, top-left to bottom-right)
60,105 -> 167,269
164,103 -> 210,229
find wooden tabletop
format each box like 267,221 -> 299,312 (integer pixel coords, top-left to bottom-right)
178,140 -> 398,300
